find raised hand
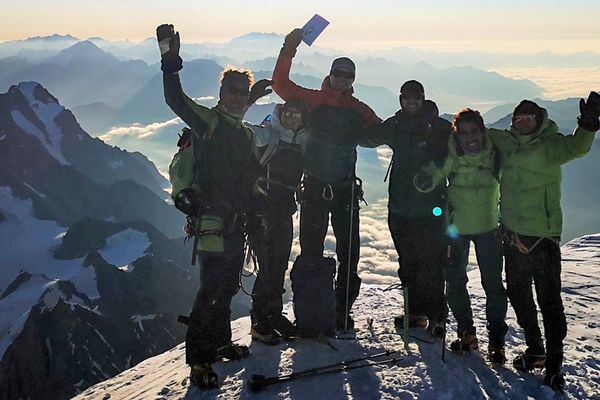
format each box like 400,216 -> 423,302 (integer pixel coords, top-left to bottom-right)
248,79 -> 273,105
156,24 -> 182,73
281,28 -> 304,57
578,91 -> 600,131
156,24 -> 180,57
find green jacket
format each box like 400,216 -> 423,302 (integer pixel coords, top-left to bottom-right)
164,72 -> 256,213
425,136 -> 500,235
488,109 -> 595,237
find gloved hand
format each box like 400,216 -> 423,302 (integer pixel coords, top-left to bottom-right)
248,79 -> 273,105
578,91 -> 600,131
156,24 -> 183,73
173,188 -> 201,215
280,28 -> 303,57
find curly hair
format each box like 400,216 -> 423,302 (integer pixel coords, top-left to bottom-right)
452,108 -> 485,133
220,66 -> 254,86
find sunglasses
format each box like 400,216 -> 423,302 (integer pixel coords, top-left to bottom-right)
282,110 -> 303,119
513,113 -> 536,123
223,85 -> 249,97
332,70 -> 355,79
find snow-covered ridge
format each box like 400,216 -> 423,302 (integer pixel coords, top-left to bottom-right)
0,187 -> 152,359
75,234 -> 600,399
11,82 -> 69,165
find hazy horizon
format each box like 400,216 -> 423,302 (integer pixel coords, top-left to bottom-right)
2,0 -> 600,53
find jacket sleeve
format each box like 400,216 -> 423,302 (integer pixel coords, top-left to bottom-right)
418,141 -> 457,193
163,72 -> 217,131
271,53 -> 322,105
354,100 -> 382,128
356,115 -> 395,148
549,126 -> 596,165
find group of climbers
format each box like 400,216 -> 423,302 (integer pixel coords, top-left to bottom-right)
157,23 -> 600,392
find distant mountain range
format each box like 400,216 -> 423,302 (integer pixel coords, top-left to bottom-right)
3,33 -> 600,69
0,38 -> 550,135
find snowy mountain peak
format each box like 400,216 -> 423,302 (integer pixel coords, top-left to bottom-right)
16,81 -> 60,106
10,81 -> 69,165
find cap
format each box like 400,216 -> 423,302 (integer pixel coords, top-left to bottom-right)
400,80 -> 424,95
330,57 -> 356,74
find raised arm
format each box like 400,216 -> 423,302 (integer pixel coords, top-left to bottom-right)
550,91 -> 599,164
157,24 -> 215,131
271,29 -> 323,103
356,115 -> 395,148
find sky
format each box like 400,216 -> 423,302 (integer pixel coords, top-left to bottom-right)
3,0 -> 600,53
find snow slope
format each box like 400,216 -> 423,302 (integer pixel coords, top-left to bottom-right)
75,235 -> 600,399
0,187 -> 150,360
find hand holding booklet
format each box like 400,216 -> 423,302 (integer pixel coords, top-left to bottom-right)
301,14 -> 330,46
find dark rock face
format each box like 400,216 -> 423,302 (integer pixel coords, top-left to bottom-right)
0,272 -> 33,300
0,298 -> 186,400
0,249 -> 195,400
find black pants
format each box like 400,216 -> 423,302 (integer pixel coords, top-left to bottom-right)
388,211 -> 448,322
504,234 -> 566,354
248,203 -> 294,323
299,176 -> 361,316
185,227 -> 244,365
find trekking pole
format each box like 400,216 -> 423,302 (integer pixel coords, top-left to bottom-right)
441,244 -> 451,363
249,350 -> 398,392
343,177 -> 356,333
403,285 -> 410,351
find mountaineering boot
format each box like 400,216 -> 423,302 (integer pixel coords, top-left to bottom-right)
450,331 -> 479,352
544,373 -> 565,393
487,345 -> 507,367
189,363 -> 219,389
251,320 -> 280,345
216,342 -> 250,361
268,314 -> 297,340
394,315 -> 428,329
427,320 -> 446,339
544,352 -> 565,392
512,346 -> 546,371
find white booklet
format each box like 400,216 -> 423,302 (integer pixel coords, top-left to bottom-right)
302,14 -> 330,46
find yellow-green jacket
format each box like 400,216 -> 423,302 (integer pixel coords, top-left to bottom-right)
488,109 -> 595,237
425,136 -> 500,235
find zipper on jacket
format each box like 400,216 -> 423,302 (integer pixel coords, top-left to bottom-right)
544,187 -> 550,230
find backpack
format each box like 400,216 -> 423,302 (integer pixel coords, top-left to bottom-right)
169,127 -> 195,200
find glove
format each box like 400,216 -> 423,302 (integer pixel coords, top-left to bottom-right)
173,188 -> 201,215
156,24 -> 183,73
280,28 -> 303,57
248,79 -> 273,105
578,91 -> 600,131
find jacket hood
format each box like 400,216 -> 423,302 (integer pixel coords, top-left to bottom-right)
271,103 -> 306,142
509,107 -> 557,144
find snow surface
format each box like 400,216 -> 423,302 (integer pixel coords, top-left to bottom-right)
97,228 -> 150,269
12,82 -> 69,165
75,235 -> 600,400
0,187 -> 151,358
